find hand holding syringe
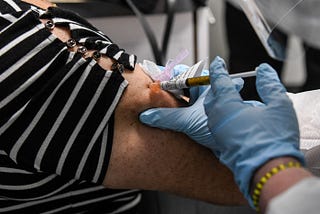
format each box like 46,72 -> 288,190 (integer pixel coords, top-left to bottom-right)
150,70 -> 257,91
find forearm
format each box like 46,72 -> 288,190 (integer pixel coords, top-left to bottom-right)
252,157 -> 313,213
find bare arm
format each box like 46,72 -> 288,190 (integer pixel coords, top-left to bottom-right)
106,65 -> 246,205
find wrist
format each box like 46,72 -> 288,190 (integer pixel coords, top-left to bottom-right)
252,157 -> 301,187
251,157 -> 312,213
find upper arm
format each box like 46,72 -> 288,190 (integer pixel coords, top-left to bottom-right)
4,1 -> 246,205
104,65 -> 247,205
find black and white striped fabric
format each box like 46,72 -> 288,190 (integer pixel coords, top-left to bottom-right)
0,0 -> 141,213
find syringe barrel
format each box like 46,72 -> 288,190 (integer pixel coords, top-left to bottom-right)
160,79 -> 188,90
186,76 -> 210,87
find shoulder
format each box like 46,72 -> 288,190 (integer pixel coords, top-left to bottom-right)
0,0 -> 50,13
21,0 -> 57,9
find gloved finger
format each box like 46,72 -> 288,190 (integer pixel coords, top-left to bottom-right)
189,69 -> 210,104
139,108 -> 187,132
189,78 -> 243,105
204,57 -> 244,132
157,65 -> 165,71
208,56 -> 242,102
256,63 -> 288,105
189,85 -> 209,105
232,78 -> 244,92
244,100 -> 265,107
172,64 -> 189,77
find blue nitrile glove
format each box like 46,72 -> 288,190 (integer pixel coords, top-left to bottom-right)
204,57 -> 305,206
140,87 -> 214,145
139,70 -> 244,146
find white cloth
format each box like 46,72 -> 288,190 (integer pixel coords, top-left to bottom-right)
288,90 -> 320,151
266,177 -> 320,214
288,90 -> 320,176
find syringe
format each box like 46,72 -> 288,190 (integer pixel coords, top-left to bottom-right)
158,70 -> 257,91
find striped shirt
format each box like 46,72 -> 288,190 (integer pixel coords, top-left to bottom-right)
0,0 -> 141,213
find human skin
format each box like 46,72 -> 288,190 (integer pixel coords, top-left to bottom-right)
110,66 -> 246,205
252,157 -> 313,213
23,0 -> 247,205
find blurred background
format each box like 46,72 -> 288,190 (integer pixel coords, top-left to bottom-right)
209,0 -> 306,92
56,0 -> 306,91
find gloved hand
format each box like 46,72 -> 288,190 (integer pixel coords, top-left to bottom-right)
140,87 -> 214,145
204,57 -> 305,205
139,64 -> 244,146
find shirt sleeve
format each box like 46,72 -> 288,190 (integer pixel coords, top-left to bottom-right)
0,7 -> 128,184
266,177 -> 320,214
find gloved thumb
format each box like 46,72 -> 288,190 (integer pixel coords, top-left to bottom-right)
139,107 -> 187,132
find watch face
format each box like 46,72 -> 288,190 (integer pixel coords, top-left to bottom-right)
239,0 -> 320,62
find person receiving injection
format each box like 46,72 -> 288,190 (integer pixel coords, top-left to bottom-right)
140,56 -> 320,213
